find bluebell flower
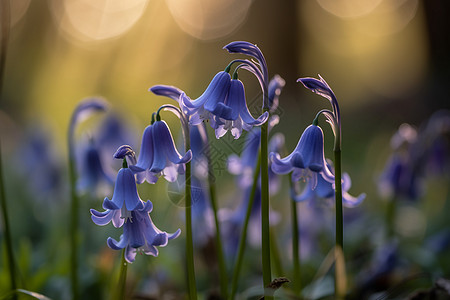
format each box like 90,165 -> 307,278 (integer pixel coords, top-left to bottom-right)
292,170 -> 365,208
151,75 -> 268,139
130,120 -> 192,183
76,140 -> 115,196
378,123 -> 422,201
378,153 -> 421,201
210,78 -> 268,139
91,166 -> 180,263
107,201 -> 181,263
91,168 -> 143,227
150,41 -> 272,139
270,124 -> 334,186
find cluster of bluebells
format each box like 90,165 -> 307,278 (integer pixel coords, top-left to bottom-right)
88,114 -> 191,263
90,145 -> 181,263
378,110 -> 450,201
86,41 -> 366,270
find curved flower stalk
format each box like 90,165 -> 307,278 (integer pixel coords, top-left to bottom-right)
68,97 -> 108,299
130,120 -> 192,183
297,76 -> 340,149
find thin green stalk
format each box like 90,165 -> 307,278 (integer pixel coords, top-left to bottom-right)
113,250 -> 128,300
0,142 -> 17,299
184,131 -> 197,300
0,1 -> 17,298
205,139 -> 228,299
229,151 -> 261,300
269,227 -> 284,277
290,195 -> 301,295
68,148 -> 79,300
334,149 -> 344,298
260,111 -> 272,297
334,149 -> 343,251
386,197 -> 396,238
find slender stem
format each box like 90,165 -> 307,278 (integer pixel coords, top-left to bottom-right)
114,250 -> 128,300
334,149 -> 344,298
184,127 -> 197,300
260,111 -> 272,297
386,197 -> 396,238
68,142 -> 79,300
0,1 -> 16,298
229,151 -> 261,300
204,129 -> 228,299
290,195 -> 301,295
269,227 -> 284,277
0,142 -> 17,298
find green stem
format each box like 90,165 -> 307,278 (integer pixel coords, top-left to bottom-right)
68,146 -> 79,300
386,197 -> 396,238
260,111 -> 272,297
205,137 -> 228,299
290,193 -> 301,295
334,149 -> 344,298
114,250 -> 128,300
269,227 -> 284,277
0,1 -> 16,298
184,129 -> 197,300
229,151 -> 261,300
0,142 -> 17,299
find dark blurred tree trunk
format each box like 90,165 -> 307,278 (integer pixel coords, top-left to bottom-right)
237,0 -> 301,101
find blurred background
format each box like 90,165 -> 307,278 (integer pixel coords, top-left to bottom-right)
1,0 -> 450,299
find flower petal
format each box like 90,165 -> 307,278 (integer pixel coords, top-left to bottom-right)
150,85 -> 184,103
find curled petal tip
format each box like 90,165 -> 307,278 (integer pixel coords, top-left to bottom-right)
113,145 -> 135,160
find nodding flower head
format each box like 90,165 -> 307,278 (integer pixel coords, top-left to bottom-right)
107,200 -> 181,263
91,167 -> 144,228
152,72 -> 268,139
270,124 -> 334,185
212,78 -> 268,139
130,120 -> 192,183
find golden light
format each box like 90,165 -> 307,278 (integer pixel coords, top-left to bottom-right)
300,0 -> 428,103
316,0 -> 382,18
165,0 -> 253,40
50,0 -> 149,41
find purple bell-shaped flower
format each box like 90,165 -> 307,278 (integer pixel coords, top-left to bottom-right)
270,124 -> 334,185
130,120 -> 192,183
107,200 -> 181,263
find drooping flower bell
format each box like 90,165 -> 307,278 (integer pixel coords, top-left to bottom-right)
150,41 -> 272,139
270,124 -> 334,186
107,200 -> 181,263
91,167 -> 144,228
130,120 -> 192,183
91,147 -> 181,263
